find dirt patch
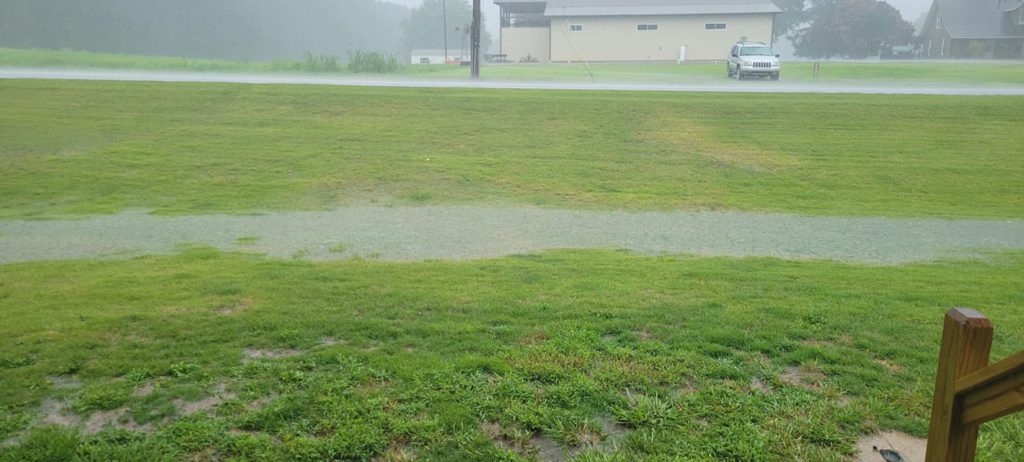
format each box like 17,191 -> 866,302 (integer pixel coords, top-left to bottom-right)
518,332 -> 549,346
218,297 -> 253,315
780,366 -> 827,390
635,328 -> 652,341
371,441 -> 418,462
133,381 -> 156,397
246,392 -> 279,411
173,383 -> 237,416
749,377 -> 773,394
876,359 -> 904,373
242,348 -> 301,363
855,432 -> 926,462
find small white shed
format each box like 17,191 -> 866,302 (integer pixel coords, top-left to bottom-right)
410,49 -> 468,64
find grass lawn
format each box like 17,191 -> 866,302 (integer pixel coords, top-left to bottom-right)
1,249 -> 1023,461
2,74 -> 1023,460
3,47 -> 1024,86
1,80 -> 1023,219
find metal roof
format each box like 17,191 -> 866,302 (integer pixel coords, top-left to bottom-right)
541,0 -> 782,17
936,0 -> 1024,39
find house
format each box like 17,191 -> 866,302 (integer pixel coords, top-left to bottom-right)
919,0 -> 1024,58
410,49 -> 468,65
494,0 -> 781,63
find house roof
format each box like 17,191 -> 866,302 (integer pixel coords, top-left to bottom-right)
936,0 -> 1024,39
493,0 -> 782,17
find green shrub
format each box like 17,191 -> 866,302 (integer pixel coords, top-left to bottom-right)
346,51 -> 400,74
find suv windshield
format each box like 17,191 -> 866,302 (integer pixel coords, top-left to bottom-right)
740,46 -> 773,56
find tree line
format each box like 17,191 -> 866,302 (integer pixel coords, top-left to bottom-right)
0,0 -> 490,61
775,0 -> 916,59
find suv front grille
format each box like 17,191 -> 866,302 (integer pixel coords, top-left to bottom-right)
752,62 -> 771,68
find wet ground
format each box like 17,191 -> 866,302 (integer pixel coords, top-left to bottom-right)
1,206 -> 1022,265
2,68 -> 1023,96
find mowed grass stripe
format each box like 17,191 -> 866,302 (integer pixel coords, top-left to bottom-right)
0,80 -> 1022,219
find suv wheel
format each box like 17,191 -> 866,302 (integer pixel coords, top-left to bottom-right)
771,73 -> 779,81
727,65 -> 734,78
735,70 -> 743,80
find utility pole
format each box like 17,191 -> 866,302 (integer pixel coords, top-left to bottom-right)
471,0 -> 481,78
442,0 -> 448,64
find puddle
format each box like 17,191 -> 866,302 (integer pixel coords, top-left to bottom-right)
84,407 -> 153,434
39,398 -> 79,427
47,375 -> 82,390
2,207 -> 1023,265
319,336 -> 341,346
483,416 -> 628,462
173,383 -> 236,415
242,348 -> 301,363
855,432 -> 926,462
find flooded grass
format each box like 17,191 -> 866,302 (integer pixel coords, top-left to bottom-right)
1,249 -> 1022,460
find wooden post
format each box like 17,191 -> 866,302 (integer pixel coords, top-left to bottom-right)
925,308 -> 993,462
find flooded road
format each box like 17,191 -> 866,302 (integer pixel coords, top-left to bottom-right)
2,67 -> 1022,96
1,207 -> 1022,265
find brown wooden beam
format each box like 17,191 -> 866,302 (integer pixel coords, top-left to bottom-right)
958,353 -> 1024,426
925,308 -> 993,462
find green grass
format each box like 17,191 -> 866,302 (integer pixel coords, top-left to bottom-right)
425,61 -> 1024,86
4,48 -> 1024,85
1,79 -> 1022,219
0,48 -> 282,73
1,249 -> 1022,460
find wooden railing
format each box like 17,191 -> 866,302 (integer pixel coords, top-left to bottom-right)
925,308 -> 1024,462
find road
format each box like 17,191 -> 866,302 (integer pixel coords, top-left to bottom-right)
2,67 -> 1022,95
1,207 -> 1022,265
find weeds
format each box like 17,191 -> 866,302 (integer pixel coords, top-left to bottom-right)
347,51 -> 400,73
2,250 -> 1020,459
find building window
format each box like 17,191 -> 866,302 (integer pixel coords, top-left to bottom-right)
420,58 -> 430,64
569,24 -> 583,32
940,38 -> 946,55
936,12 -> 942,29
705,23 -> 727,30
637,24 -> 659,31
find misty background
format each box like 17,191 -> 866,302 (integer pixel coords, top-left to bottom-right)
0,0 -> 932,61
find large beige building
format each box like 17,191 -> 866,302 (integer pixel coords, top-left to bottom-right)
495,0 -> 781,62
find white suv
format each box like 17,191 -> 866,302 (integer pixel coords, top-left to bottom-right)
727,42 -> 780,80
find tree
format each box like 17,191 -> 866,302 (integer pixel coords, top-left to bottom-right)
0,0 -> 410,61
401,0 -> 491,56
772,0 -> 808,41
791,0 -> 915,59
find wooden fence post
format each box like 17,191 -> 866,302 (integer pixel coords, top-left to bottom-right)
925,308 -> 993,462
